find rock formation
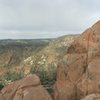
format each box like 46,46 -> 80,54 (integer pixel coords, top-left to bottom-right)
0,74 -> 52,100
54,21 -> 100,100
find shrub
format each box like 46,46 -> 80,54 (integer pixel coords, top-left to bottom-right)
30,64 -> 56,89
0,83 -> 4,90
3,72 -> 24,81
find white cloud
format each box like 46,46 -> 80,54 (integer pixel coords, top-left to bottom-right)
0,0 -> 100,38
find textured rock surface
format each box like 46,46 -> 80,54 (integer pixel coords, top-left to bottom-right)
54,21 -> 100,100
81,94 -> 100,100
0,74 -> 52,100
0,92 -> 3,100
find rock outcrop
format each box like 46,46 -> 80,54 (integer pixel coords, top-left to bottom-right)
54,21 -> 100,100
0,74 -> 52,100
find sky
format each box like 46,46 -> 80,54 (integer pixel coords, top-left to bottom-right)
0,0 -> 100,39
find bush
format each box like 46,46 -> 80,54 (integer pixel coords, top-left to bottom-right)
30,64 -> 56,89
3,72 -> 24,81
0,83 -> 4,90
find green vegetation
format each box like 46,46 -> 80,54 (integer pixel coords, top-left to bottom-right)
0,83 -> 4,90
3,72 -> 24,81
0,72 -> 24,89
0,39 -> 51,67
30,64 -> 56,93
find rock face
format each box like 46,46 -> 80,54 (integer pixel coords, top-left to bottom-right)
0,74 -> 52,100
54,21 -> 100,100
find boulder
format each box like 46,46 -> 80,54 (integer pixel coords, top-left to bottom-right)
1,74 -> 52,100
54,21 -> 100,100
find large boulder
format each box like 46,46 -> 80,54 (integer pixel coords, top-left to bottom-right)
54,21 -> 100,100
1,74 -> 52,100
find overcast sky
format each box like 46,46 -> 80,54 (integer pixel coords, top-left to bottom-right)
0,0 -> 100,39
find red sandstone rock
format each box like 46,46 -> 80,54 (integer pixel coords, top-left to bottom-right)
0,92 -> 3,100
54,20 -> 100,100
1,74 -> 52,100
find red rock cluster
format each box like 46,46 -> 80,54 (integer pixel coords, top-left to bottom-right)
0,74 -> 52,100
54,21 -> 100,100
